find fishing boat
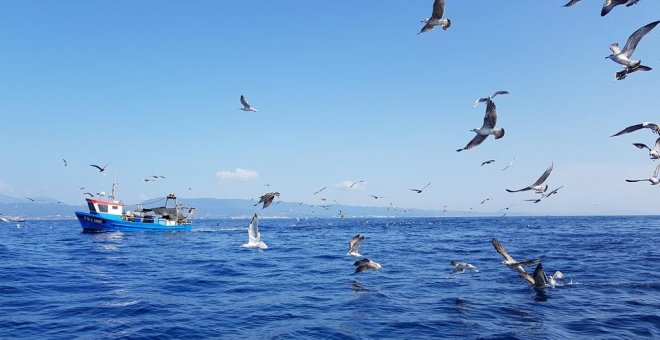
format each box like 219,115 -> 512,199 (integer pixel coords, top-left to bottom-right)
75,182 -> 196,232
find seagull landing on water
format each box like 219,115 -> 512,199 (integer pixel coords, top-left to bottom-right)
607,20 -> 659,80
457,99 -> 505,152
626,163 -> 660,185
601,0 -> 641,17
492,238 -> 543,273
239,95 -> 258,112
450,261 -> 479,274
348,234 -> 364,257
473,90 -> 509,107
611,122 -> 660,137
418,0 -> 451,34
354,258 -> 382,273
633,137 -> 660,159
254,192 -> 280,209
241,214 -> 268,250
519,263 -> 565,289
506,163 -> 554,194
409,182 -> 430,194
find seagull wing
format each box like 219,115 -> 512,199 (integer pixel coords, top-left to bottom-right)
90,164 -> 103,171
622,21 -> 660,57
563,0 -> 581,7
491,90 -> 509,98
532,163 -> 554,186
655,137 -> 660,150
492,238 -> 515,263
431,0 -> 445,20
519,271 -> 535,286
457,134 -> 488,152
421,182 -> 431,191
349,234 -> 364,254
482,100 -> 497,129
531,263 -> 547,288
654,163 -> 660,178
611,124 -> 644,137
240,95 -> 251,109
601,0 -> 629,17
625,179 -> 647,182
506,187 -> 531,193
633,143 -> 651,150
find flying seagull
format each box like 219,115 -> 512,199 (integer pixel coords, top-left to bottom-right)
239,95 -> 258,112
368,195 -> 387,199
348,180 -> 364,189
241,214 -> 268,250
611,122 -> 660,137
481,159 -> 496,166
633,137 -> 660,159
480,198 -> 491,205
601,0 -> 642,17
544,186 -> 564,198
457,99 -> 505,152
607,20 -> 659,80
354,258 -> 382,273
418,0 -> 451,34
25,197 -> 36,202
506,163 -> 554,194
348,234 -> 365,257
254,192 -> 280,209
491,238 -> 543,272
313,186 -> 327,195
83,192 -> 94,198
526,198 -> 542,204
90,164 -> 108,175
562,0 -> 581,7
409,182 -> 431,193
502,158 -> 515,171
450,261 -> 479,274
62,159 -> 68,167
473,90 -> 509,107
626,163 -> 660,185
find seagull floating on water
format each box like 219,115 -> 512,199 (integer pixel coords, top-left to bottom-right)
492,238 -> 543,273
409,182 -> 430,194
418,0 -> 451,34
354,258 -> 382,273
457,99 -> 505,152
450,261 -> 479,274
348,234 -> 364,257
633,137 -> 660,159
626,163 -> 660,185
611,122 -> 660,137
506,163 -> 554,194
254,192 -> 280,209
239,95 -> 258,112
473,90 -> 509,107
241,214 -> 268,250
607,20 -> 659,80
481,160 -> 495,166
601,0 -> 641,17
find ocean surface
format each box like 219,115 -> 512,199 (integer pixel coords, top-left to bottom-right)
0,216 -> 658,339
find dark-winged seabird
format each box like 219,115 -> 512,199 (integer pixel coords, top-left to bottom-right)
348,180 -> 364,189
409,182 -> 430,193
519,263 -> 565,289
254,192 -> 280,209
348,234 -> 364,257
611,122 -> 660,137
544,186 -> 564,198
90,164 -> 108,174
481,160 -> 495,166
62,159 -> 68,167
607,20 -> 659,80
239,95 -> 258,112
313,186 -> 327,195
473,90 -> 509,107
450,261 -> 479,274
418,0 -> 450,34
491,238 -> 543,273
562,0 -> 581,7
506,163 -> 554,194
354,258 -> 382,273
625,163 -> 660,185
241,214 -> 267,250
633,137 -> 660,159
457,99 -> 505,152
601,0 -> 641,17
368,195 -> 387,199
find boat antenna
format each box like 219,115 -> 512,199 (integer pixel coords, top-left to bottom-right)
110,169 -> 119,201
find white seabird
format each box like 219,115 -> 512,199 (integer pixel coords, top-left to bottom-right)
418,0 -> 451,34
601,0 -> 641,17
450,261 -> 479,274
354,258 -> 382,273
625,163 -> 660,185
348,234 -> 365,257
633,137 -> 660,159
611,122 -> 660,137
473,90 -> 509,107
241,214 -> 268,250
457,99 -> 505,152
506,163 -> 554,194
607,20 -> 659,80
491,238 -> 543,273
239,95 -> 258,112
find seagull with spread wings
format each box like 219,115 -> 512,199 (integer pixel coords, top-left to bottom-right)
491,238 -> 543,273
241,214 -> 268,250
506,163 -> 554,194
90,164 -> 109,175
353,258 -> 382,273
348,234 -> 365,257
239,95 -> 258,112
626,164 -> 660,185
457,99 -> 505,152
418,0 -> 451,34
601,0 -> 642,17
633,137 -> 660,159
254,192 -> 280,209
409,182 -> 430,194
611,122 -> 660,137
607,20 -> 659,80
473,90 -> 509,107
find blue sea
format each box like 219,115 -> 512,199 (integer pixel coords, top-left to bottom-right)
1,216 -> 658,339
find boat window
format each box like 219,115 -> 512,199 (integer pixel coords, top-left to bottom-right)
87,202 -> 96,212
98,204 -> 108,213
111,205 -> 118,210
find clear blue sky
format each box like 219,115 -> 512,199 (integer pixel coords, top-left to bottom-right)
1,1 -> 659,215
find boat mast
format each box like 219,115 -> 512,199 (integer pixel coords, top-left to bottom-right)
110,170 -> 119,201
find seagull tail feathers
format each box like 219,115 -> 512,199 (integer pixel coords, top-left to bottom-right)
494,128 -> 505,139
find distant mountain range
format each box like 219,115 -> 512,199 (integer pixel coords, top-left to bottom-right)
0,194 -> 500,219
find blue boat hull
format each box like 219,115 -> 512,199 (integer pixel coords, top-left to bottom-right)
75,211 -> 192,232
